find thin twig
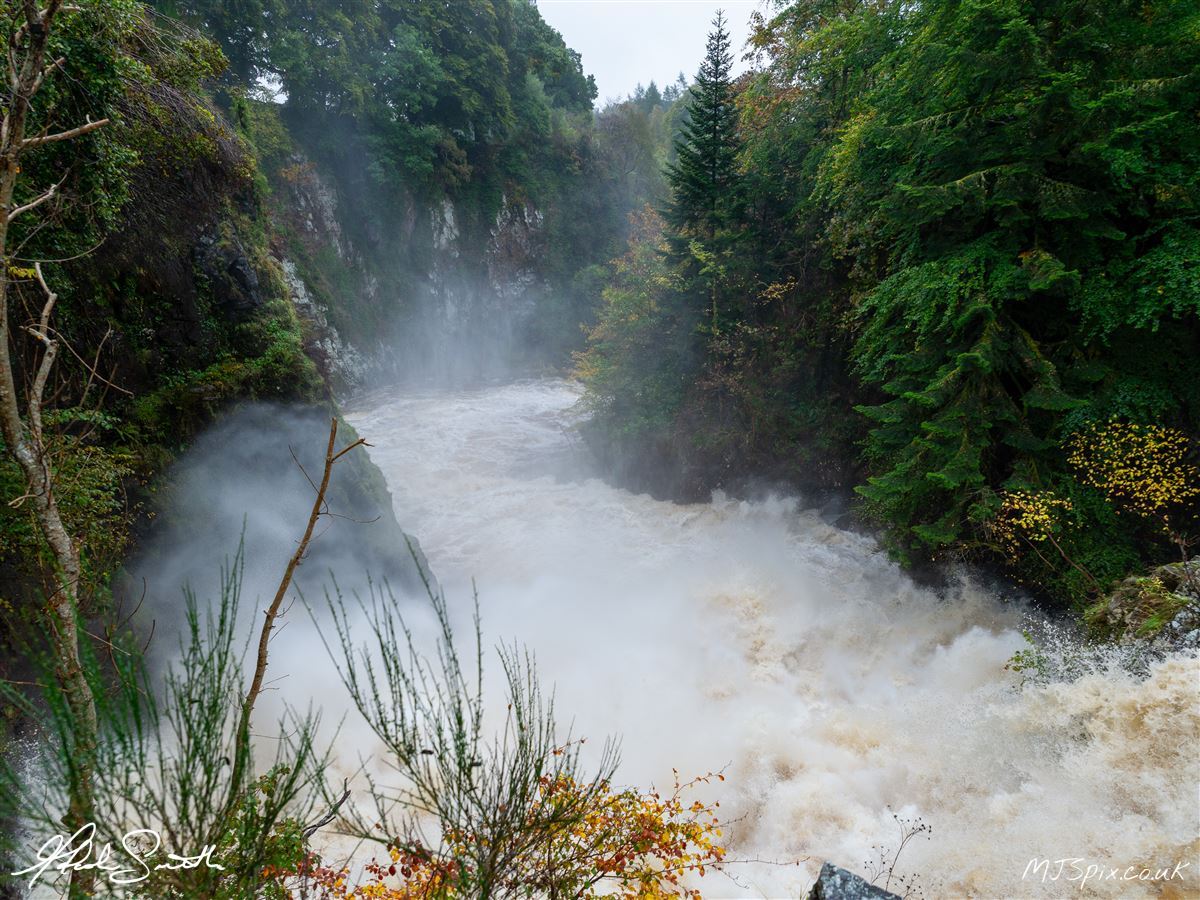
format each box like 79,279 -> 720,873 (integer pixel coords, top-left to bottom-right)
304,780 -> 352,839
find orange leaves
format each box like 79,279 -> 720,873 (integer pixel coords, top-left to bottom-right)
531,768 -> 727,898
302,847 -> 457,900
299,762 -> 729,899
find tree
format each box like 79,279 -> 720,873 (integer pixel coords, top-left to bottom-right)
304,562 -> 728,899
0,4 -> 116,892
665,11 -> 740,239
151,0 -> 280,83
820,0 -> 1200,557
0,420 -> 367,898
663,10 -> 745,341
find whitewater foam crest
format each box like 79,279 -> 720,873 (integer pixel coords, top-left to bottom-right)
334,377 -> 1199,897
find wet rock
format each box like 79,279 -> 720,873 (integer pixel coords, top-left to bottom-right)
1151,556 -> 1200,597
807,862 -> 901,900
1085,556 -> 1199,649
194,227 -> 265,316
280,257 -> 367,395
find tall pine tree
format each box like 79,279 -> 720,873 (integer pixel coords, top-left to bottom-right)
666,11 -> 740,238
665,11 -> 744,336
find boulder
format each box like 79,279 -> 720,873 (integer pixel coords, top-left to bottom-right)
1085,556 -> 1199,644
807,862 -> 902,900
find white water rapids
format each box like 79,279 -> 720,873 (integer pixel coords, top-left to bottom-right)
343,377 -> 1199,898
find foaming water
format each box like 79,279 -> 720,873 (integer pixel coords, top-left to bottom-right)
345,378 -> 1200,898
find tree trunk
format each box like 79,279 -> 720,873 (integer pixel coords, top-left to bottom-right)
0,3 -> 100,896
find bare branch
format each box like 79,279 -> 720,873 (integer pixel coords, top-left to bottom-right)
223,418 -> 366,826
243,419 -> 340,720
21,115 -> 109,149
29,52 -> 66,94
45,323 -> 134,396
6,178 -> 61,222
332,437 -> 369,461
79,325 -> 113,403
34,260 -> 56,333
304,781 -> 352,839
23,261 -> 58,441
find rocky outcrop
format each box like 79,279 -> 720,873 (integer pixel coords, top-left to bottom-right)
281,257 -> 367,395
487,196 -> 545,305
282,155 -> 351,262
124,403 -> 431,610
265,134 -> 555,385
194,226 -> 266,317
1086,557 -> 1200,647
807,863 -> 901,900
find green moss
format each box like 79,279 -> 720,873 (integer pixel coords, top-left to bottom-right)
1083,575 -> 1192,640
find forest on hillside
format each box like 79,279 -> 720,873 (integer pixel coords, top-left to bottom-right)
0,0 -> 1197,897
581,0 -> 1200,620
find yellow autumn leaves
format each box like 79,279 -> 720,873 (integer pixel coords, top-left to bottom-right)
303,768 -> 728,899
991,489 -> 1074,557
992,420 -> 1198,565
1067,421 -> 1200,521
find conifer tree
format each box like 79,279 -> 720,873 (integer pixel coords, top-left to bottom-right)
666,11 -> 740,238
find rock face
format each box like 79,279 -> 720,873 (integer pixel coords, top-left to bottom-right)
1086,556 -> 1200,647
417,192 -> 548,380
281,257 -> 367,395
194,226 -> 266,317
807,863 -> 901,900
271,146 -> 551,384
124,403 -> 431,607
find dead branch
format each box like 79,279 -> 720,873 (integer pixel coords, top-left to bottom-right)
6,172 -> 67,222
226,417 -> 366,812
24,261 -> 58,442
45,323 -> 134,395
304,780 -> 352,839
21,116 -> 110,149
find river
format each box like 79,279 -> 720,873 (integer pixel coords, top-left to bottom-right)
344,377 -> 1199,898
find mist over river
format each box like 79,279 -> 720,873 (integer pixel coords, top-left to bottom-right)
343,377 -> 1199,898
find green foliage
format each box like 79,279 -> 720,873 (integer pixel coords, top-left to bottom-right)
821,0 -> 1200,559
581,6 -> 869,494
7,0 -> 201,262
187,0 -> 597,206
666,12 -> 741,239
210,768 -> 310,900
192,0 -> 619,364
129,293 -> 323,447
576,208 -> 696,446
0,436 -> 135,607
0,556 -> 322,898
581,0 -> 1199,610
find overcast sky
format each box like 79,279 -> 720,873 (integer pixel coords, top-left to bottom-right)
536,1 -> 763,106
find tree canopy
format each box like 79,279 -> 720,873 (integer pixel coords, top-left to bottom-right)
582,0 -> 1200,605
